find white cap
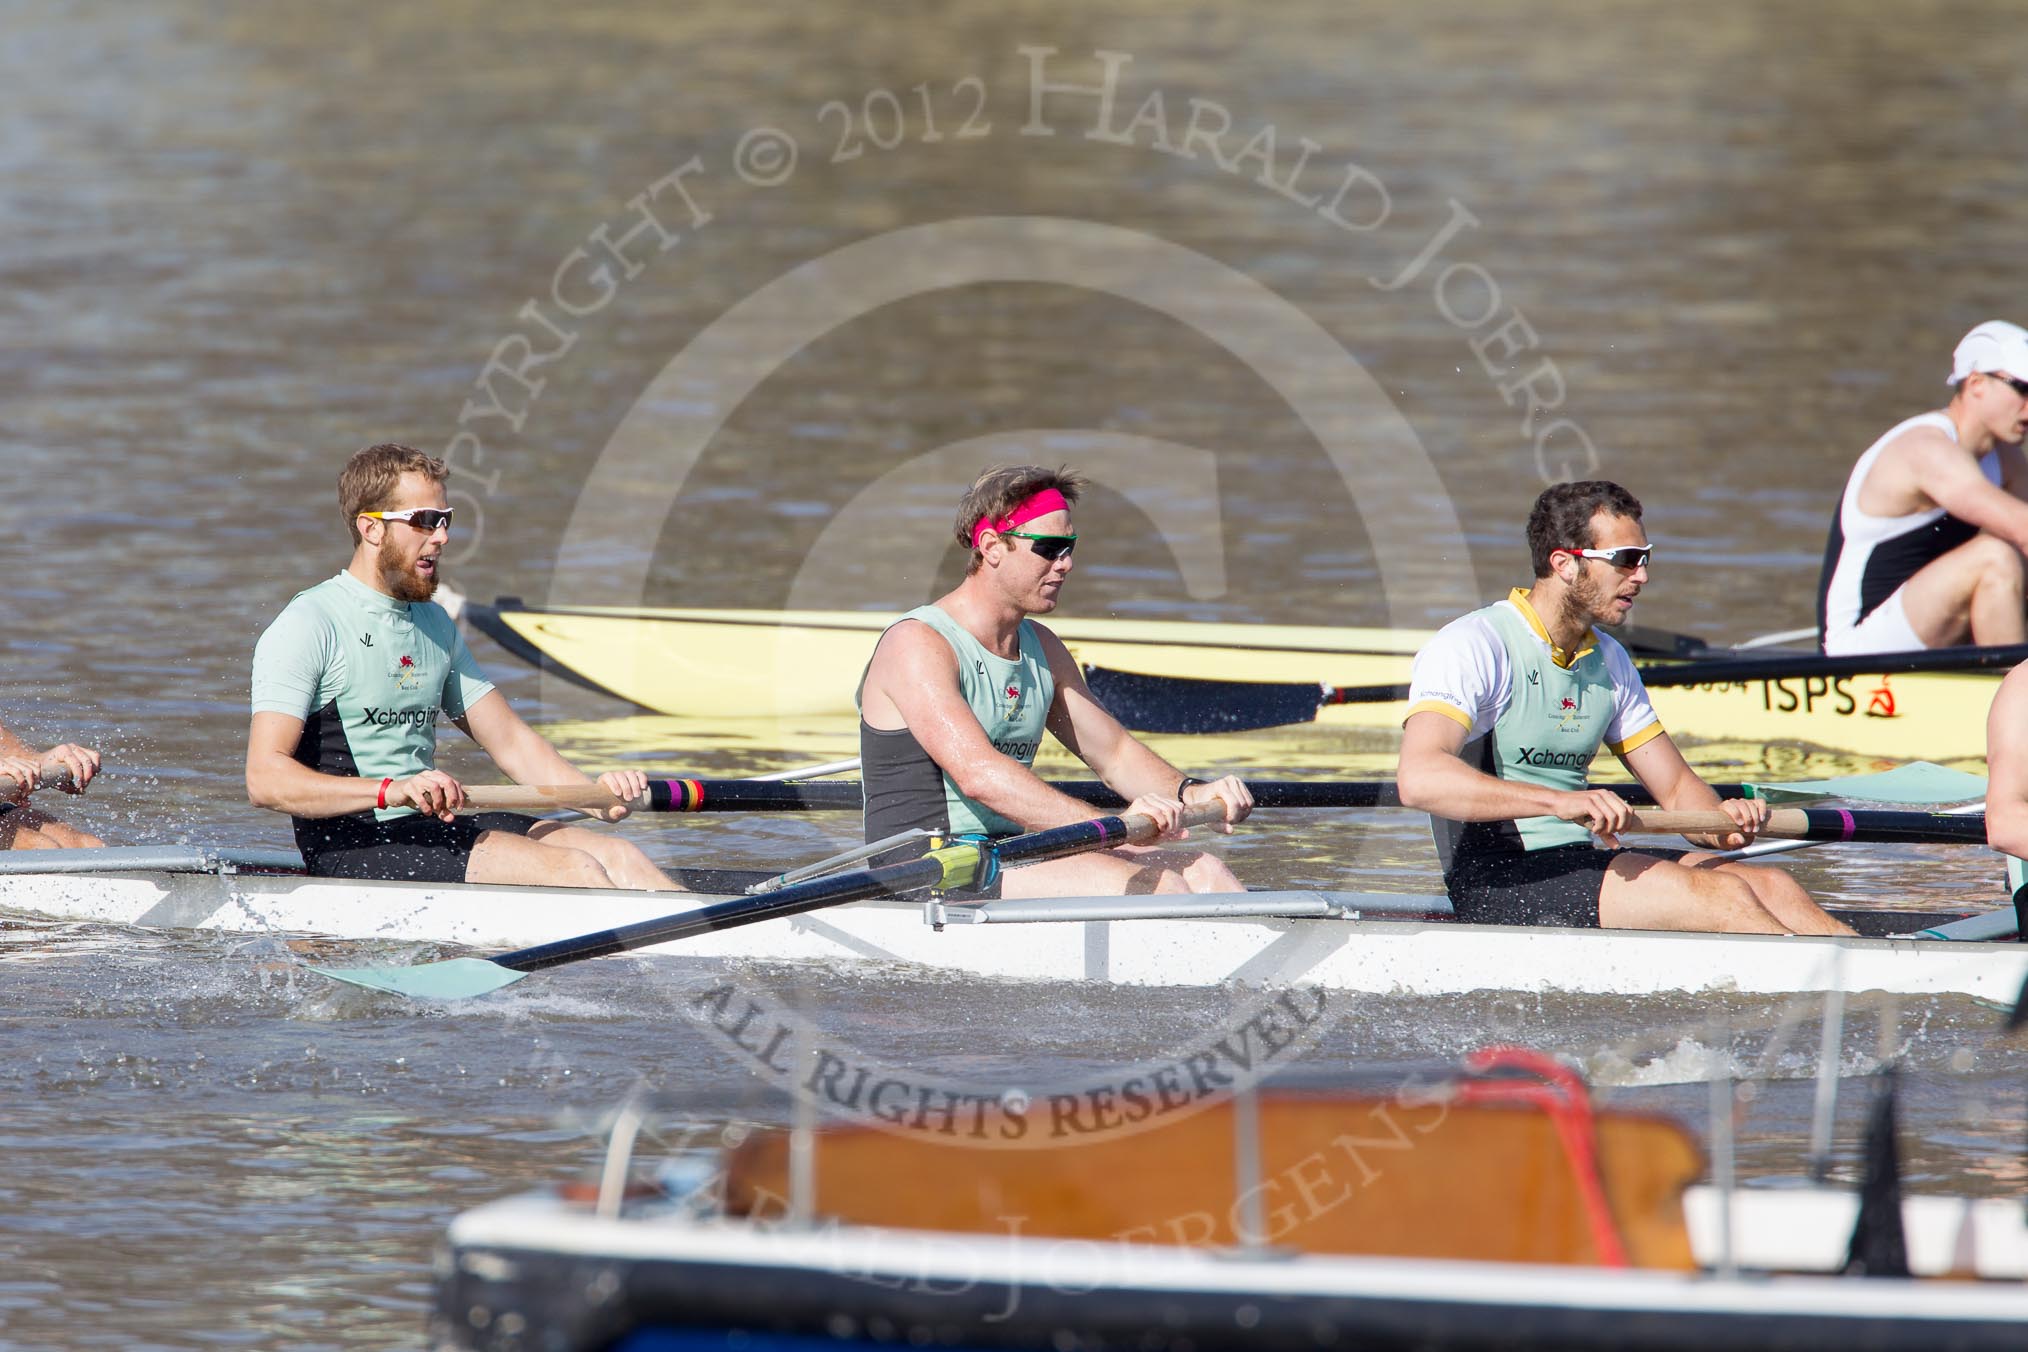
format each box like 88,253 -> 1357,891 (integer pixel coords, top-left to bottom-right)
1949,320 -> 2028,385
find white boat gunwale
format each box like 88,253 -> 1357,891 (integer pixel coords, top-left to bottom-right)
4,851 -> 2025,1001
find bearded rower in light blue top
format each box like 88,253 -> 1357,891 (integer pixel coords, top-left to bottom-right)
245,443 -> 682,890
857,464 -> 1253,897
1397,480 -> 1853,935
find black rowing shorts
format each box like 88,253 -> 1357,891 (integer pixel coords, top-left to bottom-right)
294,811 -> 540,884
1444,842 -> 1691,928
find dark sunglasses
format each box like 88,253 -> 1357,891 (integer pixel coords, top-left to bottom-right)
1571,545 -> 1653,569
362,507 -> 455,533
1984,371 -> 2028,398
1002,529 -> 1077,561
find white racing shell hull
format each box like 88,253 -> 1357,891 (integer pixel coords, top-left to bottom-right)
4,865 -> 2025,1002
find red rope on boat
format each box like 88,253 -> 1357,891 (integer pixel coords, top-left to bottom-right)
1455,1045 -> 1630,1268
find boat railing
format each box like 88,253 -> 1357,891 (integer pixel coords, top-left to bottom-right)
926,889 -> 1446,927
745,829 -> 933,894
0,844 -> 305,876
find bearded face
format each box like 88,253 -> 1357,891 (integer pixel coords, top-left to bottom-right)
1565,557 -> 1616,628
377,529 -> 439,603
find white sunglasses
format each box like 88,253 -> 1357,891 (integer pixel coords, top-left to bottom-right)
362,507 -> 455,532
1569,545 -> 1652,569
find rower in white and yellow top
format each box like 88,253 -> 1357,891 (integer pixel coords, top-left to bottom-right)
1397,480 -> 1854,935
856,464 -> 1252,897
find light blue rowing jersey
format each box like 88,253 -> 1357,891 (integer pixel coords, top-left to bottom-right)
251,571 -> 495,822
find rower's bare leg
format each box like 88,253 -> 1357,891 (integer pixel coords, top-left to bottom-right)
1899,533 -> 2026,648
1597,851 -> 1787,934
1168,847 -> 1242,893
1681,855 -> 1855,936
464,828 -> 614,889
1001,845 -> 1237,898
526,821 -> 685,891
0,807 -> 103,850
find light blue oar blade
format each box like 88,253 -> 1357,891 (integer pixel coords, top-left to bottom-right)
1750,761 -> 1989,805
309,957 -> 528,1000
1918,908 -> 2020,942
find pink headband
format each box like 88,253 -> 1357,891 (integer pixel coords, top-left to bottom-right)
971,488 -> 1070,549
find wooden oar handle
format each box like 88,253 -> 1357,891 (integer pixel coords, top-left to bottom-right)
1625,808 -> 1809,838
460,785 -> 633,813
1117,801 -> 1233,845
0,767 -> 76,799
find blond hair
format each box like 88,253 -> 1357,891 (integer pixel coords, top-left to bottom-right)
338,443 -> 447,545
954,465 -> 1086,573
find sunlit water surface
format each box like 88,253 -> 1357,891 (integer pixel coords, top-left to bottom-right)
7,1 -> 2028,1347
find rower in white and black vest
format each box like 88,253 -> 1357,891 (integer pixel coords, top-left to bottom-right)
855,463 -> 1253,898
1816,320 -> 2028,656
1398,480 -> 1854,935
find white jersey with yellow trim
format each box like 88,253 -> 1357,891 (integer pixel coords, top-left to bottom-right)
1406,590 -> 1662,860
1407,590 -> 1659,747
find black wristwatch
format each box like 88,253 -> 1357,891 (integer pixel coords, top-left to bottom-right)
1177,776 -> 1207,800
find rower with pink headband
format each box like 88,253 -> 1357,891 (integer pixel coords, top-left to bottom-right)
855,464 -> 1255,902
970,487 -> 1073,550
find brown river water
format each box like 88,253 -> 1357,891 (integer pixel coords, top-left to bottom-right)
4,2 -> 2028,1347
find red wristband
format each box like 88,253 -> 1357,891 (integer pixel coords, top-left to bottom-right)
377,777 -> 393,810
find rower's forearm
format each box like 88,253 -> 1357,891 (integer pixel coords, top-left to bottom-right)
1655,779 -> 1724,811
246,758 -> 391,818
1397,755 -> 1564,820
956,760 -> 1109,831
1088,740 -> 1189,804
490,729 -> 590,789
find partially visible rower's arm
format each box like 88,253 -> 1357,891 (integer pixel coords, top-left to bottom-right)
1987,666 -> 2028,860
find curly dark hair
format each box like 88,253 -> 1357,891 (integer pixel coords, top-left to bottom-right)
1525,480 -> 1642,577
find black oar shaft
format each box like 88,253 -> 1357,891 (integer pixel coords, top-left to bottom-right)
490,803 -> 1228,974
1785,807 -> 1987,845
1638,641 -> 2028,689
1630,807 -> 1987,845
495,852 -> 949,974
1089,636 -> 2024,737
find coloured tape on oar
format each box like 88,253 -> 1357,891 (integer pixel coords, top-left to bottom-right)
647,779 -> 709,811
